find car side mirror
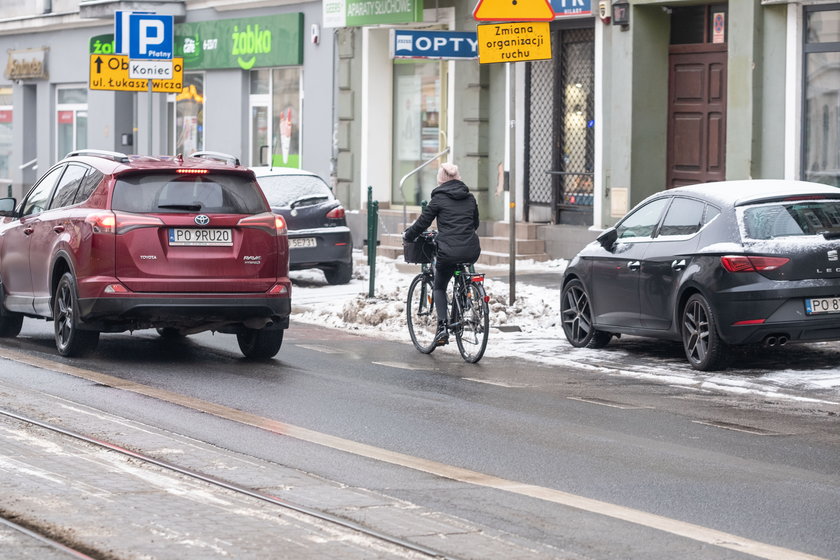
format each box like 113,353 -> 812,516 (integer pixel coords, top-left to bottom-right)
0,197 -> 17,217
596,227 -> 618,249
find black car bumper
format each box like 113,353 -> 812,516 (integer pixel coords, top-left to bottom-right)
78,295 -> 291,332
288,227 -> 352,268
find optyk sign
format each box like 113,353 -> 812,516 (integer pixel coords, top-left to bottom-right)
390,30 -> 478,60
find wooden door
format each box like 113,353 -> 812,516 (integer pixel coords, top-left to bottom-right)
666,48 -> 727,188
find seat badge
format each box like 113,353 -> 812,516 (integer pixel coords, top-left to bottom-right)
195,214 -> 210,226
828,250 -> 838,262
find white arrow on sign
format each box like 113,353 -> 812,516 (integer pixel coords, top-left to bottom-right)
129,59 -> 173,79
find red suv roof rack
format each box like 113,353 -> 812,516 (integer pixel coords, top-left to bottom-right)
65,149 -> 130,163
190,151 -> 241,167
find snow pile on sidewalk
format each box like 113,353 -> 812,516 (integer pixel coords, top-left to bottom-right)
291,255 -> 566,339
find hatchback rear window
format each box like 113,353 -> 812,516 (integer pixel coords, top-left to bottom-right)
257,175 -> 334,208
112,173 -> 268,214
741,200 -> 840,239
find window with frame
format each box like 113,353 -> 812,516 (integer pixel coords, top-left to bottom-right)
173,73 -> 205,156
56,87 -> 87,159
803,5 -> 840,187
249,68 -> 302,168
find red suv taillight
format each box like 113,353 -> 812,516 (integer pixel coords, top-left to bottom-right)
720,255 -> 790,272
326,206 -> 346,220
237,212 -> 287,236
85,212 -> 116,234
85,211 -> 164,234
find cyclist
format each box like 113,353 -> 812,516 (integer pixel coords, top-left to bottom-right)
403,163 -> 481,346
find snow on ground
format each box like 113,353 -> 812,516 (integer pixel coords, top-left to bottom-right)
290,252 -> 840,407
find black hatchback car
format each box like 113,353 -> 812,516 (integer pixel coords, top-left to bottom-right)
561,179 -> 840,370
251,167 -> 353,284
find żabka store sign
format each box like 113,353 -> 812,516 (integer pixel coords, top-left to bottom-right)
323,0 -> 423,28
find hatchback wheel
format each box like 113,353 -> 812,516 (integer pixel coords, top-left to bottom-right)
237,327 -> 284,359
682,293 -> 728,371
54,272 -> 99,357
324,261 -> 352,285
561,279 -> 612,348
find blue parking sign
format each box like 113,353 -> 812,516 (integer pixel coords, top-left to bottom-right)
128,14 -> 173,60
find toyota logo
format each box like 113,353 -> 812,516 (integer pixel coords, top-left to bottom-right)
194,215 -> 210,226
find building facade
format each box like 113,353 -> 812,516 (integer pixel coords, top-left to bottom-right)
596,0 -> 840,232
2,1 -> 839,260
1,0 -> 334,201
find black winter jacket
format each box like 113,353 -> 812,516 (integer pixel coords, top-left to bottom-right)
405,180 -> 481,265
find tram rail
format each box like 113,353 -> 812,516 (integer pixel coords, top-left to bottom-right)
0,407 -> 457,560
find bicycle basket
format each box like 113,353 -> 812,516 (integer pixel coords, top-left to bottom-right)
403,235 -> 435,264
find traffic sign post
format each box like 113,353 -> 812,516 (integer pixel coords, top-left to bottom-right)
472,1 -> 555,302
120,12 -> 174,155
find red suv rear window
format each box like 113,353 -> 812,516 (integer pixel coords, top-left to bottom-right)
111,173 -> 268,214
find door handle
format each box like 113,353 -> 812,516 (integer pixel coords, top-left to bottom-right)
23,227 -> 34,236
53,225 -> 65,234
628,260 -> 641,271
671,259 -> 687,271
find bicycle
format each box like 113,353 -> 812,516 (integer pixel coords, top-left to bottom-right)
405,231 -> 490,363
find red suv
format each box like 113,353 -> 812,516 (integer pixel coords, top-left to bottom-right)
0,150 -> 291,359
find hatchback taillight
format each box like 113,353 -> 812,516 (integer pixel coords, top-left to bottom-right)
237,212 -> 287,236
326,206 -> 346,220
720,255 -> 790,272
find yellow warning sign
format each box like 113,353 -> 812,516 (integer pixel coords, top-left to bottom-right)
477,21 -> 552,64
473,0 -> 555,22
89,54 -> 184,93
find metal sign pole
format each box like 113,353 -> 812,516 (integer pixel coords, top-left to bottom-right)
147,79 -> 153,155
508,63 -> 516,304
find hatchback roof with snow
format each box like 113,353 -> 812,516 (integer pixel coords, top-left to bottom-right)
0,150 -> 291,359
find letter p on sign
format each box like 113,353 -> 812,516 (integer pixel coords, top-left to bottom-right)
128,14 -> 173,60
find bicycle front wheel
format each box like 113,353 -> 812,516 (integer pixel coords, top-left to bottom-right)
407,273 -> 438,353
455,283 -> 489,363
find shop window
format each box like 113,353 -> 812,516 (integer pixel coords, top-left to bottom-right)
0,86 -> 11,181
249,68 -> 301,168
392,60 -> 445,205
803,5 -> 840,187
56,86 -> 87,159
174,73 -> 204,156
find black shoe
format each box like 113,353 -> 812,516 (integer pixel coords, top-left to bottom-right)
434,321 -> 449,346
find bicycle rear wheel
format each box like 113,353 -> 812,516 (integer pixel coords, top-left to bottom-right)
407,273 -> 438,353
455,283 -> 489,363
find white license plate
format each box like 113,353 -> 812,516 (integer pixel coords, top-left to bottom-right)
169,228 -> 232,246
805,297 -> 840,315
290,237 -> 317,249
